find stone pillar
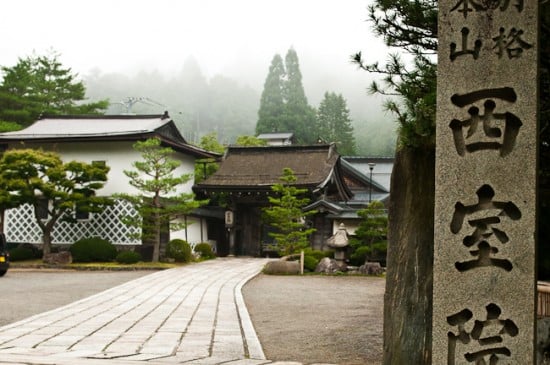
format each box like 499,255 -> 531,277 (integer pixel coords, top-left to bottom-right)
434,1 -> 538,364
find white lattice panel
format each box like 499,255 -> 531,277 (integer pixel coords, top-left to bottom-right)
5,200 -> 141,245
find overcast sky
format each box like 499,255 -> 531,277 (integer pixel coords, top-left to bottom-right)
0,0 -> 388,81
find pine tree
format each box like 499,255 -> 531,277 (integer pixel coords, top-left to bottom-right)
316,92 -> 356,155
282,48 -> 316,144
0,52 -> 108,127
256,54 -> 286,135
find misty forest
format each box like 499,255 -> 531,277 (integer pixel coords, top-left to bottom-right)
82,48 -> 396,156
0,48 -> 397,157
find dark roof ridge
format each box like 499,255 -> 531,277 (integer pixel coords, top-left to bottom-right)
38,113 -> 169,120
227,144 -> 333,152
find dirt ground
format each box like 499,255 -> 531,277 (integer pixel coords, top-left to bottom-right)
242,274 -> 385,365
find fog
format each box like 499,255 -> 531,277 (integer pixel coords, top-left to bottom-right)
0,0 -> 398,155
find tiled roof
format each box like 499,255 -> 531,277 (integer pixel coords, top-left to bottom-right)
197,144 -> 339,189
0,114 -> 171,139
0,114 -> 218,159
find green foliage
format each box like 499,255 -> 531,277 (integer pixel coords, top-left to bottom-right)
234,135 -> 267,147
116,250 -> 142,264
69,237 -> 117,263
0,149 -> 112,256
256,49 -> 316,144
316,92 -> 356,155
349,201 -> 388,264
0,51 -> 108,127
303,255 -> 319,272
194,242 -> 216,260
8,246 -> 36,261
262,168 -> 316,256
0,121 -> 22,132
117,138 -> 207,262
166,239 -> 192,263
256,54 -> 286,136
194,132 -> 224,184
302,248 -> 330,261
353,0 -> 437,150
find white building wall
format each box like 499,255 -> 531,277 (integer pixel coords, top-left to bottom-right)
5,140 -> 206,246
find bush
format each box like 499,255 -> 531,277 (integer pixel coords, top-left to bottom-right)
350,246 -> 371,266
303,248 -> 328,261
9,246 -> 36,261
69,237 -> 117,263
166,239 -> 192,263
303,255 -> 319,272
194,243 -> 216,260
116,250 -> 142,264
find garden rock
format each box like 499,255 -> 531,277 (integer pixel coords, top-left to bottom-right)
43,251 -> 72,265
359,261 -> 384,275
263,260 -> 300,275
315,257 -> 346,273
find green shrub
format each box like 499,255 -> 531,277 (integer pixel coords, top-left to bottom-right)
350,246 -> 371,266
194,243 -> 216,260
303,255 -> 319,272
166,239 -> 192,263
9,246 -> 35,261
69,237 -> 117,263
303,248 -> 327,261
116,250 -> 142,264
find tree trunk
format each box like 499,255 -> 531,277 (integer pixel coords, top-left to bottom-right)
42,231 -> 52,256
152,212 -> 161,263
383,146 -> 435,365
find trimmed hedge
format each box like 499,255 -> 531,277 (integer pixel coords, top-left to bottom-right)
116,250 -> 142,264
9,246 -> 36,261
69,237 -> 117,263
194,243 -> 216,260
303,255 -> 319,272
166,239 -> 192,263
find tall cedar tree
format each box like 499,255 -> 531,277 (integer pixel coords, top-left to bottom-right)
282,49 -> 317,144
118,138 -> 206,262
0,52 -> 108,127
256,54 -> 286,136
256,49 -> 316,144
316,92 -> 356,155
262,168 -> 316,256
353,0 -> 437,363
0,149 -> 111,257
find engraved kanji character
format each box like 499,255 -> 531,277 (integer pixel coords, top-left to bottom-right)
451,27 -> 482,61
447,303 -> 518,364
449,87 -> 522,156
451,0 -> 524,18
493,27 -> 533,59
450,184 -> 521,272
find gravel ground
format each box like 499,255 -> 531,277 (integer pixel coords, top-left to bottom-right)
242,274 -> 385,365
0,269 -> 151,327
0,267 -> 385,365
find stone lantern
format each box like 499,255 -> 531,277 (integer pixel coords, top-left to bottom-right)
326,223 -> 349,263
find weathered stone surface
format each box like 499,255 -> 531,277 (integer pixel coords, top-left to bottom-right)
263,260 -> 300,275
43,251 -> 72,265
358,262 -> 384,276
314,258 -> 346,274
434,1 -> 538,363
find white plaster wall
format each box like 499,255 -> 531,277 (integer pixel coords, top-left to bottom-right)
6,141 -> 207,245
170,216 -> 209,245
12,141 -> 197,196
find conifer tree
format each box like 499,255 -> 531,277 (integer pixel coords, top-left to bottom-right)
316,92 -> 356,155
256,54 -> 286,135
282,48 -> 316,144
0,52 -> 108,127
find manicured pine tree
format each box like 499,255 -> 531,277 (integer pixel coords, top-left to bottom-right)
256,54 -> 286,136
316,92 -> 356,155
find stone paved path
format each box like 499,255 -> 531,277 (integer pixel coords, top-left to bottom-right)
0,258 -> 333,365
